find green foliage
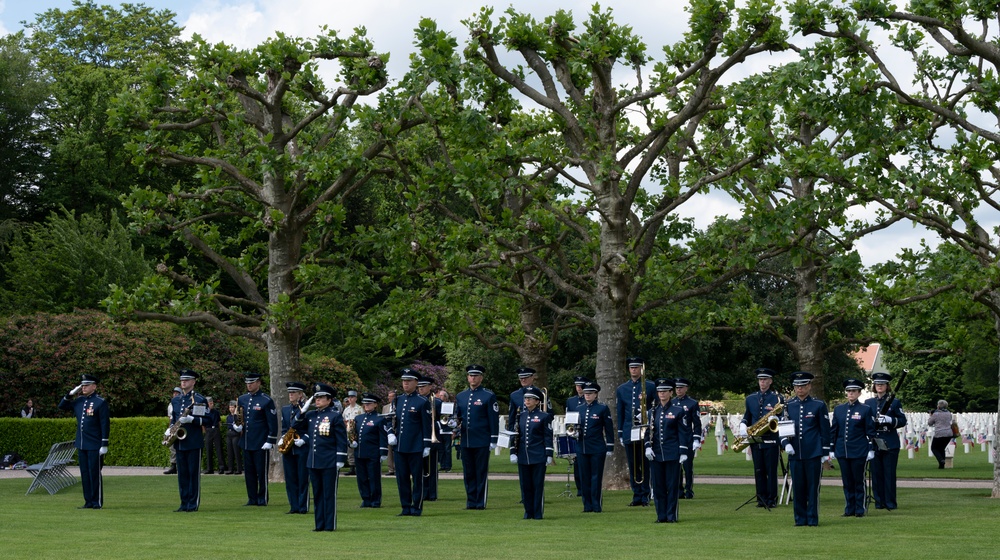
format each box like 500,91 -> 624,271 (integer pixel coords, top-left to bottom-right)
0,310 -> 267,418
0,208 -> 151,314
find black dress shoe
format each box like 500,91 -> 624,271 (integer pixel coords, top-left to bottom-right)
842,513 -> 853,517
244,501 -> 256,506
77,505 -> 92,509
163,466 -> 177,474
91,506 -> 101,510
855,513 -> 865,518
627,501 -> 641,507
174,508 -> 187,512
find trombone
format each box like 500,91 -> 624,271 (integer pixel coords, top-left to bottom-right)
633,363 -> 649,484
425,393 -> 438,478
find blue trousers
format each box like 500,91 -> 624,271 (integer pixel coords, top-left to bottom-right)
461,446 -> 490,508
624,441 -> 651,503
578,453 -> 606,512
423,448 -> 439,500
838,457 -> 867,516
78,449 -> 103,508
282,452 -> 309,513
438,435 -> 453,470
870,448 -> 899,509
309,468 -> 339,530
356,457 -> 382,507
789,457 -> 822,526
678,451 -> 695,498
395,451 -> 424,515
243,449 -> 269,505
750,443 -> 780,507
650,460 -> 680,522
518,462 -> 546,519
176,448 -> 201,511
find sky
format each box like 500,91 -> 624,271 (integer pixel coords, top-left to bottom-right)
0,0 -> 951,266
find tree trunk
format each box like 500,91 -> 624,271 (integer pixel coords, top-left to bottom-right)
794,255 -> 827,400
992,294 -> 1000,498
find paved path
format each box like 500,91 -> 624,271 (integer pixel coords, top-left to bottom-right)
1,466 -> 991,489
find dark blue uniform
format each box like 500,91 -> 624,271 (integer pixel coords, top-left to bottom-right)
225,412 -> 243,474
832,400 -> 876,516
238,390 -> 278,505
58,390 -> 109,509
616,378 -> 656,505
170,390 -> 208,511
646,402 -> 691,523
513,407 -> 553,519
742,389 -> 785,507
281,402 -> 310,513
781,395 -> 831,526
672,393 -> 702,499
294,405 -> 348,531
456,385 -> 499,509
352,411 -> 388,507
423,394 -> 442,501
566,394 -> 584,496
392,391 -> 431,516
202,406 -> 223,473
575,399 -> 614,512
437,403 -> 454,472
865,394 -> 907,509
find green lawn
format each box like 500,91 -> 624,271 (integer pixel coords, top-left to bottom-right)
3,473 -> 997,559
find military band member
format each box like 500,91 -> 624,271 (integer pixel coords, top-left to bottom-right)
781,371 -> 832,527
352,393 -> 388,508
342,390 -> 362,476
673,377 -> 702,499
389,368 -> 432,516
58,374 -> 109,509
281,382 -> 310,514
566,376 -> 587,497
381,390 -> 397,475
436,389 -> 455,472
417,376 -> 441,501
168,368 -> 209,512
202,397 -> 224,474
507,367 -> 546,429
739,367 -> 785,508
235,372 -> 278,506
294,383 -> 348,531
455,364 -> 499,510
616,357 -> 656,506
645,378 -> 690,523
576,380 -> 614,513
511,386 -> 553,519
864,372 -> 907,510
832,378 -> 876,518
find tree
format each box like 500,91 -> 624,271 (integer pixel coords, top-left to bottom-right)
105,28 -> 426,479
790,0 -> 1000,496
396,2 -> 792,486
0,35 -> 49,221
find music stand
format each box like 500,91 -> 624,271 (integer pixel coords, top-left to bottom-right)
556,435 -> 577,498
735,439 -> 772,511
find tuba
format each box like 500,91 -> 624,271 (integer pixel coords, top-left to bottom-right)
732,402 -> 785,453
162,404 -> 194,446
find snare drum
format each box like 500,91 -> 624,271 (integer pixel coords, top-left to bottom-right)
556,434 -> 578,457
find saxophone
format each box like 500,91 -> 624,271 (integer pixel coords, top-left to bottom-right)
162,404 -> 194,446
346,419 -> 357,445
278,427 -> 298,454
732,402 -> 784,453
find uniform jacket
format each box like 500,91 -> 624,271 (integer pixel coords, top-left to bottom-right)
393,392 -> 431,454
672,394 -> 703,445
238,390 -> 278,450
507,387 -> 552,431
780,395 -> 832,461
831,400 -> 876,459
353,411 -> 389,460
168,390 -> 208,451
864,395 -> 907,449
645,402 -> 691,462
281,402 -> 309,457
513,408 -> 553,465
575,400 -> 614,455
456,386 -> 499,448
616,379 -> 657,444
742,390 -> 785,444
58,393 -> 110,451
294,406 -> 348,469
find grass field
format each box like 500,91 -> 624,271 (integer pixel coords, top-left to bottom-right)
4,444 -> 998,560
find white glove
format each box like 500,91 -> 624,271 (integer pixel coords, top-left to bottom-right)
692,441 -> 702,451
262,442 -> 273,451
644,448 -> 655,461
351,441 -> 358,448
489,443 -> 497,450
606,451 -> 613,457
294,438 -> 305,447
867,450 -> 875,460
70,384 -> 83,396
619,438 -> 626,447
546,457 -> 553,466
387,434 -> 397,446
878,414 -> 892,425
99,446 -> 108,455
336,462 -> 344,469
380,455 -> 387,462
824,452 -> 834,463
737,424 -> 748,438
510,454 -> 518,464
422,447 -> 431,458
233,424 -> 243,432
179,415 -> 194,424
300,396 -> 314,412
679,454 -> 688,463
164,429 -> 172,437
447,419 -> 457,428
784,443 -> 795,456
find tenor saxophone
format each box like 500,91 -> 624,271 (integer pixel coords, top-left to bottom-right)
732,402 -> 785,453
278,427 -> 298,454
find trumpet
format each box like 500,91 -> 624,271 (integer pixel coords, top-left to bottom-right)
566,423 -> 579,438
